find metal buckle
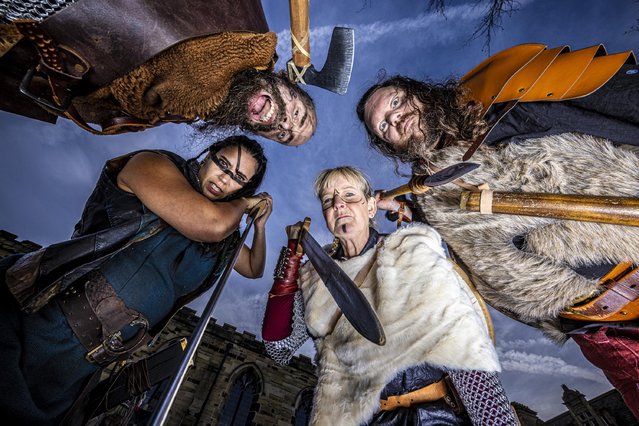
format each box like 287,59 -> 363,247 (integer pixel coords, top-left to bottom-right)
85,317 -> 149,363
19,67 -> 72,114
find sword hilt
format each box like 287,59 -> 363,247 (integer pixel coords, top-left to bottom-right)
295,217 -> 311,256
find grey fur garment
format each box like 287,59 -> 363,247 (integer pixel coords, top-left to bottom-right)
413,133 -> 639,341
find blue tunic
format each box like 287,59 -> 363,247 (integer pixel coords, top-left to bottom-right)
1,225 -> 224,424
0,150 -> 233,424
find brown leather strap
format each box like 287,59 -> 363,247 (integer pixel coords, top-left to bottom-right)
560,262 -> 639,322
58,271 -> 150,366
13,20 -> 89,81
379,379 -> 449,411
449,261 -> 496,344
325,248 -> 379,335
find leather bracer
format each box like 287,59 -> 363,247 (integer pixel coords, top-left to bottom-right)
270,239 -> 304,296
262,239 -> 304,342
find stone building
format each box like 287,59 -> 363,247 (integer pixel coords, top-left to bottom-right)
513,385 -> 638,426
0,229 -> 41,256
0,230 -> 318,425
134,307 -> 317,426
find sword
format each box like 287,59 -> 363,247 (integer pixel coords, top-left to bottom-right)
299,219 -> 386,346
149,200 -> 267,426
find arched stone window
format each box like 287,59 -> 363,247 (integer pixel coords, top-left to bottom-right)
218,368 -> 261,426
292,388 -> 314,426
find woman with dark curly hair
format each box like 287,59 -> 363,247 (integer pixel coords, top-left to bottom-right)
0,135 -> 272,425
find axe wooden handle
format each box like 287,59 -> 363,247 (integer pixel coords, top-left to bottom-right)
289,0 -> 310,67
460,191 -> 639,226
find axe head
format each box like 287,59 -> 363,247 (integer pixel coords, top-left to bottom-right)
288,27 -> 354,95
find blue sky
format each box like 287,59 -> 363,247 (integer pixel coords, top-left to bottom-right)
1,0 -> 638,419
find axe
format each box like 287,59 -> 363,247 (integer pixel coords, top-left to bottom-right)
287,0 -> 354,95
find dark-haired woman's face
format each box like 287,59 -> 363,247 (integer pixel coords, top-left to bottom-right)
199,145 -> 258,200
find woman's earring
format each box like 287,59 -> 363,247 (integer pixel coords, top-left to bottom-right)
328,237 -> 340,256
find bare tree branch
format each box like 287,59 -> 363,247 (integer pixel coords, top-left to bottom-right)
424,0 -> 520,54
470,0 -> 520,54
427,0 -> 447,15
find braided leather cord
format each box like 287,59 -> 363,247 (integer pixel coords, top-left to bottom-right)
0,0 -> 76,22
448,370 -> 518,426
263,290 -> 310,365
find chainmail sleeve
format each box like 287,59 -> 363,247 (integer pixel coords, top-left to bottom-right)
448,370 -> 519,426
0,0 -> 77,22
263,290 -> 310,365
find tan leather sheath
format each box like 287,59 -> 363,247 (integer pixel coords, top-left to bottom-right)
379,379 -> 449,411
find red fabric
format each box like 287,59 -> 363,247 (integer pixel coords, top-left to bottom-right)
572,326 -> 639,419
262,293 -> 297,341
261,240 -> 303,341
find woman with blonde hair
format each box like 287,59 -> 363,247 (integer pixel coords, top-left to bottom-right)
262,166 -> 517,425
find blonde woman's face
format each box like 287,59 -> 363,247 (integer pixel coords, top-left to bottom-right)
320,175 -> 376,239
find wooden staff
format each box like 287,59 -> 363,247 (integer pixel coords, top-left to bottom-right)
289,0 -> 310,69
459,191 -> 639,227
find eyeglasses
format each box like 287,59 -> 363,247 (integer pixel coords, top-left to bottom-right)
209,144 -> 249,186
320,189 -> 365,211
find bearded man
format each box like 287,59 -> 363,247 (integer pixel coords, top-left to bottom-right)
357,43 -> 639,417
0,0 -> 316,145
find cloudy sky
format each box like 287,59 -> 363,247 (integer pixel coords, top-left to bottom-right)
1,0 -> 638,419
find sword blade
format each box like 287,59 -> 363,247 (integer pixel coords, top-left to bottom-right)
301,231 -> 385,345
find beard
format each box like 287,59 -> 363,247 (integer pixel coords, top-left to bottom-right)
396,109 -> 443,163
202,69 -> 287,132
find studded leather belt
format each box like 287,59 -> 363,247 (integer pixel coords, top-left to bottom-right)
57,271 -> 150,365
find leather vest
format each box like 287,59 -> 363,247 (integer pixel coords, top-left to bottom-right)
4,150 -> 208,313
72,150 -> 198,237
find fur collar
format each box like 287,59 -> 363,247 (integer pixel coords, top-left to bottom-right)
300,223 -> 499,425
414,133 -> 639,340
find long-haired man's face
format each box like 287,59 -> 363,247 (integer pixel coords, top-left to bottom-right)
363,86 -> 428,151
247,81 -> 316,146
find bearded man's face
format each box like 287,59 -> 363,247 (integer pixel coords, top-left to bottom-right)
209,71 -> 316,146
363,85 -> 448,161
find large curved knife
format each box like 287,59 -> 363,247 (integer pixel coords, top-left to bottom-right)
299,220 -> 386,346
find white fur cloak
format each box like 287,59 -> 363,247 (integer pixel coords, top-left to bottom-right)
299,223 -> 499,426
414,133 -> 639,340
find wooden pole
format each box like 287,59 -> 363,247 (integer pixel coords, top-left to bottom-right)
459,191 -> 639,227
289,0 -> 310,68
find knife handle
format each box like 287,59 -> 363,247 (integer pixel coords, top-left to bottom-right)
295,217 -> 311,256
289,0 -> 310,67
381,176 -> 432,199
